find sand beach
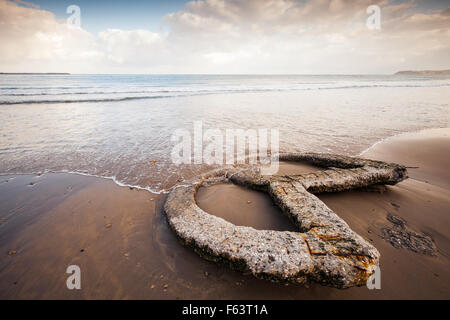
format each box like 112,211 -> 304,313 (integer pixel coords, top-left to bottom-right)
1,128 -> 448,299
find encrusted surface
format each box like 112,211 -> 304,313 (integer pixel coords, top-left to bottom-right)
164,153 -> 408,288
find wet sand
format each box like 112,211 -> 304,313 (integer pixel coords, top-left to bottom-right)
0,128 -> 449,299
196,183 -> 297,232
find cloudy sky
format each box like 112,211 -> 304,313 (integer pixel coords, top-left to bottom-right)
0,0 -> 449,74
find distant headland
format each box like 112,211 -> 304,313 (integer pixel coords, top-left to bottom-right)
394,70 -> 450,76
0,72 -> 70,75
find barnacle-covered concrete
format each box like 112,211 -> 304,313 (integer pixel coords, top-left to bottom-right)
164,153 -> 408,288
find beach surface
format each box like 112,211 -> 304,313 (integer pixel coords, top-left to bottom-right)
0,128 -> 449,299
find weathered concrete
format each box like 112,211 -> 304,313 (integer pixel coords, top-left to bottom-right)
164,153 -> 408,288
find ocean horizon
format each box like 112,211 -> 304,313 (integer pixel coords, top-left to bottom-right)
1,73 -> 449,192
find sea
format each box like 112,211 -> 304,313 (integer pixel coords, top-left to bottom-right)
0,74 -> 449,192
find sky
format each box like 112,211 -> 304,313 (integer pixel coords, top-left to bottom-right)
33,0 -> 187,34
0,0 -> 449,74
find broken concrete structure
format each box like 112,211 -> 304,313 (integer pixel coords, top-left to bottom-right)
164,153 -> 408,288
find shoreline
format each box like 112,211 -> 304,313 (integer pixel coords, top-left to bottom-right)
359,126 -> 450,157
0,128 -> 449,299
1,126 -> 449,195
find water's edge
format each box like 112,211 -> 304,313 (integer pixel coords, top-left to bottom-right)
2,126 -> 448,195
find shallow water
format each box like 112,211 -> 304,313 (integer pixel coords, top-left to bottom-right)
0,74 -> 449,192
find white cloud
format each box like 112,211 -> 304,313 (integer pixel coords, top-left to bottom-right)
0,0 -> 448,73
98,29 -> 164,65
0,0 -> 102,72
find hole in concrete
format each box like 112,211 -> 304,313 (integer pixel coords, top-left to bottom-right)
275,161 -> 324,176
196,183 -> 297,231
